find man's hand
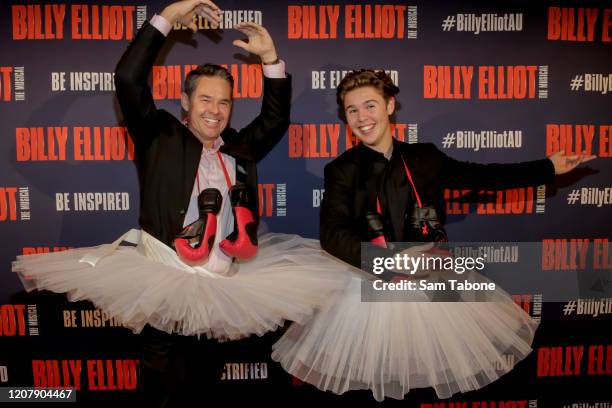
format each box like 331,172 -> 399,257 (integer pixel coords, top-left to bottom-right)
161,0 -> 222,32
549,150 -> 597,175
233,22 -> 278,64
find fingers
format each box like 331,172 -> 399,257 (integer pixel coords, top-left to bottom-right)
576,154 -> 597,165
232,39 -> 249,51
558,150 -> 594,160
568,152 -> 597,163
187,21 -> 198,33
189,0 -> 220,12
235,22 -> 270,39
235,22 -> 266,33
201,0 -> 221,11
235,25 -> 260,37
554,149 -> 596,171
195,4 -> 222,26
176,1 -> 221,30
582,155 -> 597,162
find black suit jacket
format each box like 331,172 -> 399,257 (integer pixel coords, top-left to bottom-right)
320,139 -> 556,278
114,22 -> 291,247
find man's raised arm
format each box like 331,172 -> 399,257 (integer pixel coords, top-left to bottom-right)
224,22 -> 292,163
114,0 -> 222,149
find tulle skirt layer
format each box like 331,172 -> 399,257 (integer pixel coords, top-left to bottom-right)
13,230 -> 350,340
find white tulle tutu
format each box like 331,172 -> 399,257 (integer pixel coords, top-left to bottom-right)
272,273 -> 538,401
12,229 -> 350,340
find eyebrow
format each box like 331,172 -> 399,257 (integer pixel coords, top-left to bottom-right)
197,94 -> 232,104
345,99 -> 379,109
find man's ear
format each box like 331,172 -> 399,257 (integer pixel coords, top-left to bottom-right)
181,92 -> 190,113
386,96 -> 395,116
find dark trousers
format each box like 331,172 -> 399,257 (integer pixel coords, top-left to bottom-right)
139,326 -> 220,407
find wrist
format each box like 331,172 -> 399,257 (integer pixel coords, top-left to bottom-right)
160,6 -> 179,25
547,157 -> 559,174
263,57 -> 280,65
261,51 -> 279,65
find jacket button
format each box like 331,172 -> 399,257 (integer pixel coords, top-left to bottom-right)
180,209 -> 186,215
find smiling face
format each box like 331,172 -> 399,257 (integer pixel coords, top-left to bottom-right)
181,75 -> 232,147
343,86 -> 395,153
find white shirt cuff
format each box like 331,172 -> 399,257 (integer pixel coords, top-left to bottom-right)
150,14 -> 172,37
262,60 -> 286,79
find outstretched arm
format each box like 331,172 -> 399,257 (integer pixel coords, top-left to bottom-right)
433,143 -> 596,190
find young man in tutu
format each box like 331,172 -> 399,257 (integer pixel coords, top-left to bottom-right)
321,69 -> 594,276
272,69 -> 596,401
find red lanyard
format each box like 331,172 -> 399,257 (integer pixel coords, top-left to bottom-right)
376,154 -> 429,236
195,151 -> 233,194
400,155 -> 423,208
376,155 -> 423,212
